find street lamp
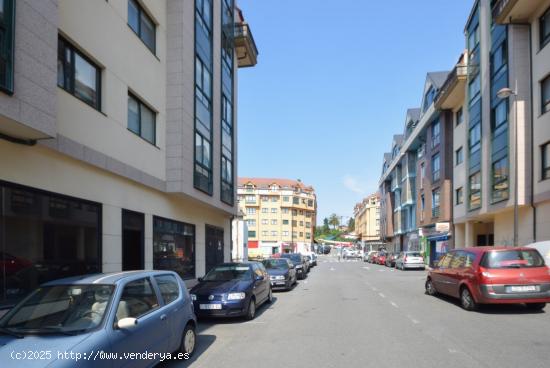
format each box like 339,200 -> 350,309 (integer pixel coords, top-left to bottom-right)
497,87 -> 518,247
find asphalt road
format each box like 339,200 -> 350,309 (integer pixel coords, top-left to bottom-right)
165,255 -> 550,368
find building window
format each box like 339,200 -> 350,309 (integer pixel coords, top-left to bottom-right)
431,120 -> 440,148
261,196 -> 269,202
271,208 -> 277,213
432,189 -> 440,218
271,197 -> 278,202
128,0 -> 156,53
306,222 -> 311,228
196,0 -> 212,36
0,0 -> 15,93
271,219 -> 277,225
456,147 -> 463,166
490,41 -> 507,77
492,100 -> 508,137
282,231 -> 289,237
283,196 -> 289,202
292,210 -> 297,216
469,123 -> 481,153
469,73 -> 481,103
456,187 -> 464,205
423,86 -> 436,112
221,156 -> 233,205
299,232 -> 303,237
456,108 -> 463,126
542,74 -> 550,115
299,221 -> 304,226
492,157 -> 509,202
245,196 -> 256,204
248,231 -> 256,238
282,208 -> 289,214
247,219 -> 256,227
153,217 -> 195,280
420,162 -> 425,183
261,208 -> 268,214
469,172 -> 481,209
542,142 -> 550,180
292,220 -> 297,227
541,7 -> 550,50
468,24 -> 480,50
262,231 -> 268,236
432,153 -> 441,182
293,197 -> 299,205
420,194 -> 425,222
271,231 -> 278,237
58,37 -> 101,110
283,219 -> 289,225
306,233 -> 311,240
307,199 -> 313,207
128,94 -> 156,144
0,183 -> 101,308
261,219 -> 268,225
246,207 -> 256,215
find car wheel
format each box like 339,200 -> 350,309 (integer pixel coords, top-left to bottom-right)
179,323 -> 196,357
526,303 -> 546,311
425,279 -> 437,296
267,288 -> 273,303
460,287 -> 477,311
246,298 -> 256,320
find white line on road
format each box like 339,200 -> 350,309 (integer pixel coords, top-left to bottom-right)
371,287 -> 377,291
362,266 -> 370,270
378,270 -> 385,272
378,293 -> 386,298
390,301 -> 398,308
330,267 -> 335,271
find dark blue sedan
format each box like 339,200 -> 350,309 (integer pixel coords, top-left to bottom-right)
190,262 -> 272,320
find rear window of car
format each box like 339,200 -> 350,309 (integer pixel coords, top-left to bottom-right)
407,252 -> 422,257
481,250 -> 545,269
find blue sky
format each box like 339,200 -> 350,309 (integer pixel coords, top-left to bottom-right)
236,0 -> 473,225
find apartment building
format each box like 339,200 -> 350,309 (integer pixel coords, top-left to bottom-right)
448,0 -> 550,248
379,71 -> 456,256
0,0 -> 257,310
353,193 -> 382,251
237,178 -> 317,257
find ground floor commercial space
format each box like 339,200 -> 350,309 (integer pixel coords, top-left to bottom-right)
247,240 -> 313,258
453,206 -> 539,248
0,141 -> 232,310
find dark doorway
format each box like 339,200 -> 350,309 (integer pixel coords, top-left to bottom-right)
205,225 -> 224,274
122,210 -> 144,271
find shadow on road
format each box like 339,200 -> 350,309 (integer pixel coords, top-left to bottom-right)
157,334 -> 216,367
197,296 -> 279,326
429,293 -> 547,315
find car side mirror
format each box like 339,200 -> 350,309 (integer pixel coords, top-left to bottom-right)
116,317 -> 138,330
198,277 -> 203,282
255,275 -> 264,281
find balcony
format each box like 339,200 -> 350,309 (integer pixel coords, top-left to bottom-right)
434,63 -> 468,110
492,0 -> 540,24
234,23 -> 258,68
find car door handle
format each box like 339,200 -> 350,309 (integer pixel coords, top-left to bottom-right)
160,314 -> 167,321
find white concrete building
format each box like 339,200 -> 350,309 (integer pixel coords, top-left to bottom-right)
0,0 -> 257,310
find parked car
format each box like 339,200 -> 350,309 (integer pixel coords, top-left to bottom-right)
0,271 -> 197,367
395,251 -> 425,270
425,247 -> 550,311
281,253 -> 308,279
304,252 -> 318,266
364,251 -> 376,262
190,262 -> 272,320
369,251 -> 379,263
303,255 -> 311,273
385,252 -> 399,267
318,245 -> 331,254
377,251 -> 387,265
344,248 -> 362,259
262,258 -> 297,291
527,241 -> 550,265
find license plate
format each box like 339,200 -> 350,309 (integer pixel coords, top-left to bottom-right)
199,304 -> 222,310
271,282 -> 285,286
507,285 -> 539,293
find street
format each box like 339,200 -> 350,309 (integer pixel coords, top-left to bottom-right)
167,255 -> 550,368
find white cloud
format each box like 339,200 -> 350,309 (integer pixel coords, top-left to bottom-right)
342,175 -> 366,195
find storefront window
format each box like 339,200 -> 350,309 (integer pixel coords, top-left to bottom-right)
0,182 -> 101,309
153,217 -> 195,280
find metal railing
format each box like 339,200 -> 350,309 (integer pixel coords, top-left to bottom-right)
234,23 -> 258,57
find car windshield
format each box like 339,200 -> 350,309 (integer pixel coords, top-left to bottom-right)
203,265 -> 252,281
282,254 -> 302,264
481,250 -> 545,269
263,259 -> 289,270
407,252 -> 422,257
0,285 -> 114,335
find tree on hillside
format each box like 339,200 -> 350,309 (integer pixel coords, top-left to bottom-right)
328,213 -> 340,230
348,217 -> 355,231
323,218 -> 330,233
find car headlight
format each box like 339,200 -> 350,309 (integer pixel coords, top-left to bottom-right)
274,275 -> 285,280
227,292 -> 246,300
190,294 -> 197,301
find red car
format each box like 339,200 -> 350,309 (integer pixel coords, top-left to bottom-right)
425,247 -> 550,311
377,252 -> 387,265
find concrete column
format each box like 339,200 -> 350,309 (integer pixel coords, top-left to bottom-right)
144,214 -> 153,270
465,221 -> 475,248
102,204 -> 122,273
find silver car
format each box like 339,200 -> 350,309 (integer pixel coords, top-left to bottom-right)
395,251 -> 425,270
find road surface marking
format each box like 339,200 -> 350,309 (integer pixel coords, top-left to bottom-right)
330,267 -> 335,271
371,287 -> 378,291
362,266 -> 370,270
378,293 -> 386,298
390,301 -> 398,308
448,348 -> 459,354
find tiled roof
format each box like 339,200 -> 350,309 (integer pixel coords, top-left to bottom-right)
238,177 -> 314,191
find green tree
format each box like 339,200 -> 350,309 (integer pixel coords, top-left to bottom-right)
322,218 -> 330,234
328,213 -> 340,230
348,217 -> 355,231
